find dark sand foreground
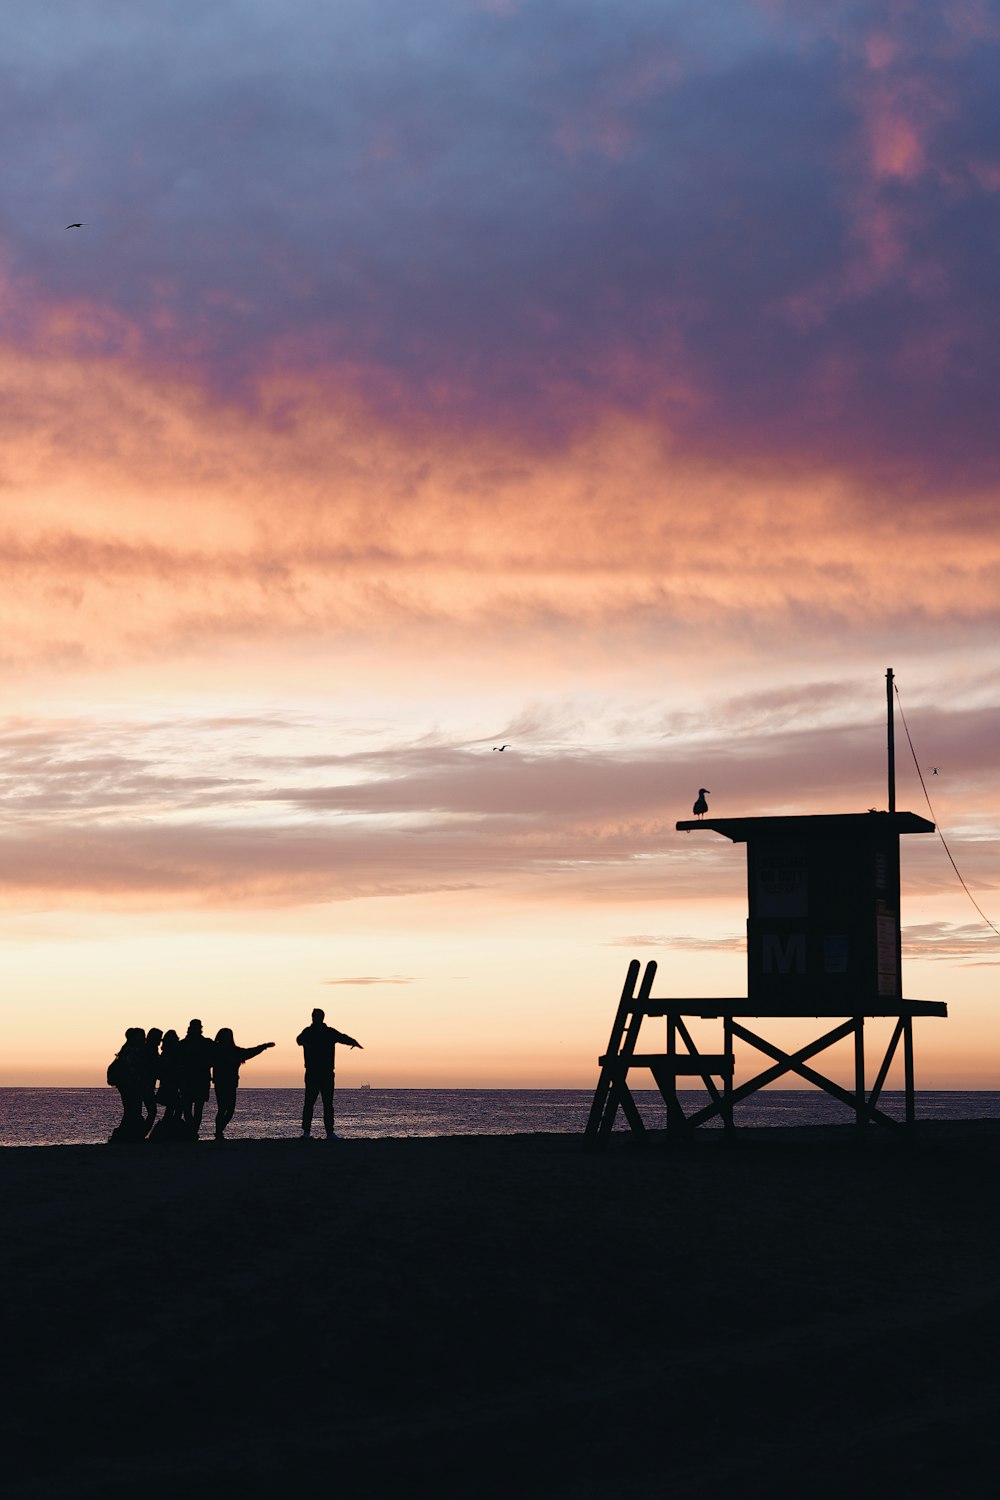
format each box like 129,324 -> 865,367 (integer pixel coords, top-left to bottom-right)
5,1122 -> 1000,1498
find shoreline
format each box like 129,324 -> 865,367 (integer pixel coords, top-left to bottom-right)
5,1086 -> 998,1153
4,1111 -> 1000,1151
2,1082 -> 996,1088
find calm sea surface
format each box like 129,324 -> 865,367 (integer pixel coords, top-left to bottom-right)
1,1087 -> 999,1147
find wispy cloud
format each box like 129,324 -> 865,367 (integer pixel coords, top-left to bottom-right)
903,921 -> 1000,963
322,975 -> 419,986
604,934 -> 669,948
2,698 -> 994,912
603,933 -> 745,952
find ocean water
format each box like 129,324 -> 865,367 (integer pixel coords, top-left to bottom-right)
1,1086 -> 999,1147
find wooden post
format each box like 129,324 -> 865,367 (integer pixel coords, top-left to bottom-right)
724,1013 -> 734,1136
886,667 -> 896,814
666,1010 -> 677,1134
904,1013 -> 915,1128
855,1016 -> 866,1130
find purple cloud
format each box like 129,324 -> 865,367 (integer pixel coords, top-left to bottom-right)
3,1 -> 1000,489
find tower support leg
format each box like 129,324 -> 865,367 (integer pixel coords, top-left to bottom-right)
854,1016 -> 865,1132
904,1014 -> 915,1129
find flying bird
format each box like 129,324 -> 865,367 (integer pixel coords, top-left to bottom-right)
693,788 -> 710,818
930,767 -> 940,775
493,745 -> 509,752
65,222 -> 85,229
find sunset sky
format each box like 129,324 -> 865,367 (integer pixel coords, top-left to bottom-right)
3,0 -> 999,1090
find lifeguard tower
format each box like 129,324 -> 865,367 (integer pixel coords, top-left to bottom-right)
586,673 -> 947,1141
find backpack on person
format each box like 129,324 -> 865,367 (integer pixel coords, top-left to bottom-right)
107,1052 -> 132,1089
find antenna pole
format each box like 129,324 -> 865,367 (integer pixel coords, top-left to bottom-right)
886,667 -> 896,813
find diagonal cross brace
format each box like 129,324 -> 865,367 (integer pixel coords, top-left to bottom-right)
671,1015 -> 726,1113
684,1018 -> 854,1126
868,1017 -> 905,1111
730,1019 -> 899,1127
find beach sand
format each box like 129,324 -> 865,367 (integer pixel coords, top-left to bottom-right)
4,1122 -> 1000,1498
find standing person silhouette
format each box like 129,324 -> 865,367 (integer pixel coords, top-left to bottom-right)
142,1027 -> 163,1136
150,1029 -> 183,1140
211,1029 -> 275,1139
107,1028 -> 147,1142
177,1019 -> 216,1139
296,1008 -> 362,1140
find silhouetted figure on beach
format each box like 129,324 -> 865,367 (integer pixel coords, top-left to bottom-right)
177,1019 -> 216,1138
142,1027 -> 163,1136
211,1029 -> 275,1140
149,1029 -> 185,1141
296,1008 -> 362,1140
107,1028 -> 147,1142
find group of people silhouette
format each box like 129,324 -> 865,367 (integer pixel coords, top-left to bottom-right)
106,1008 -> 362,1143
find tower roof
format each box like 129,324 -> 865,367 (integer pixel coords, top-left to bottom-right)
675,811 -> 934,842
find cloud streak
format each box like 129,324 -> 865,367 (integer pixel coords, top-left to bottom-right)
323,975 -> 418,985
1,694 -> 996,913
903,921 -> 1000,963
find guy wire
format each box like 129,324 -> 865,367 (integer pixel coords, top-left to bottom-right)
894,682 -> 1000,941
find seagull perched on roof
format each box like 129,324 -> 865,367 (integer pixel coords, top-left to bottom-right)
693,788 -> 710,818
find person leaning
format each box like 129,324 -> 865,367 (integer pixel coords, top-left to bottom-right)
296,1008 -> 362,1140
211,1029 -> 274,1140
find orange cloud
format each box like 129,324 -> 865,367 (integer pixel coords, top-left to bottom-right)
3,345 -> 1000,683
